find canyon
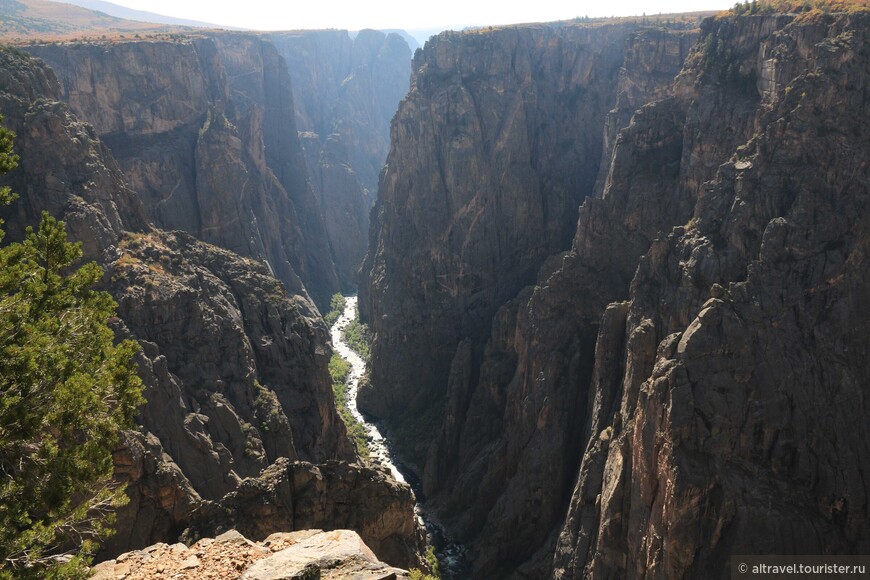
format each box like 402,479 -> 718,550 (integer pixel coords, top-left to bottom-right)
1,4 -> 868,579
0,24 -> 422,572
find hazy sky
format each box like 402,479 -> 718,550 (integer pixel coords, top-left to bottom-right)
104,0 -> 735,31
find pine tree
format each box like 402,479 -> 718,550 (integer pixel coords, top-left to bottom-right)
0,115 -> 144,577
0,115 -> 17,217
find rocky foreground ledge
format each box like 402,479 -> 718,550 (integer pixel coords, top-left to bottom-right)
92,529 -> 410,580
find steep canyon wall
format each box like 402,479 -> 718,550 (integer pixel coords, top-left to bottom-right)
362,13 -> 869,578
360,22 -> 678,434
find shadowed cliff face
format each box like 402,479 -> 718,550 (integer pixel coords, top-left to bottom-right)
359,23 -> 697,575
554,13 -> 870,578
25,35 -> 341,310
0,46 -> 423,568
270,29 -> 411,290
361,23 -> 647,437
362,12 -> 870,579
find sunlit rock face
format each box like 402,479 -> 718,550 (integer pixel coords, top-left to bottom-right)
26,34 -> 340,310
271,29 -> 412,290
554,14 -> 870,579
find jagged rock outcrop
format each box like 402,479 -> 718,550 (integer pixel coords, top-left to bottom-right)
92,529 -> 411,579
25,35 -> 341,309
419,26 -> 697,578
270,29 -> 411,289
362,11 -> 870,579
187,458 -> 425,569
553,12 -> 870,578
107,231 -> 352,483
100,431 -> 202,557
360,21 -> 694,472
0,46 -> 149,256
591,27 -> 698,197
0,45 -> 419,566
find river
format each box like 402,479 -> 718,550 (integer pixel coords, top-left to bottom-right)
330,296 -> 469,579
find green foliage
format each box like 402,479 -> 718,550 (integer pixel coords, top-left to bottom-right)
328,353 -> 351,384
0,118 -> 19,241
408,545 -> 441,579
251,380 -> 283,434
323,292 -> 346,327
425,546 -> 440,577
342,318 -> 370,361
731,0 -> 760,14
0,115 -> 144,576
329,292 -> 346,313
328,353 -> 369,459
410,549 -> 441,580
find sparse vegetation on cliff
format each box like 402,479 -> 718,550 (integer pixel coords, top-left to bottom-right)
726,0 -> 870,15
324,292 -> 346,326
328,353 -> 370,459
698,30 -> 758,88
342,317 -> 371,361
409,546 -> 442,579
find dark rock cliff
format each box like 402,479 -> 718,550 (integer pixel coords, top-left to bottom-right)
359,22 -> 697,575
361,23 -> 652,439
554,12 -> 870,578
187,458 -> 424,569
24,35 -> 341,310
270,29 -> 411,289
0,46 -> 423,568
362,12 -> 869,579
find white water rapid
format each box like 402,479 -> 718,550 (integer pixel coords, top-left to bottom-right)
329,295 -> 406,483
329,295 -> 469,579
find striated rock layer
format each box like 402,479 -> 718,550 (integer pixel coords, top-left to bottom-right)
0,46 -> 423,568
362,12 -> 870,579
361,21 -> 669,434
